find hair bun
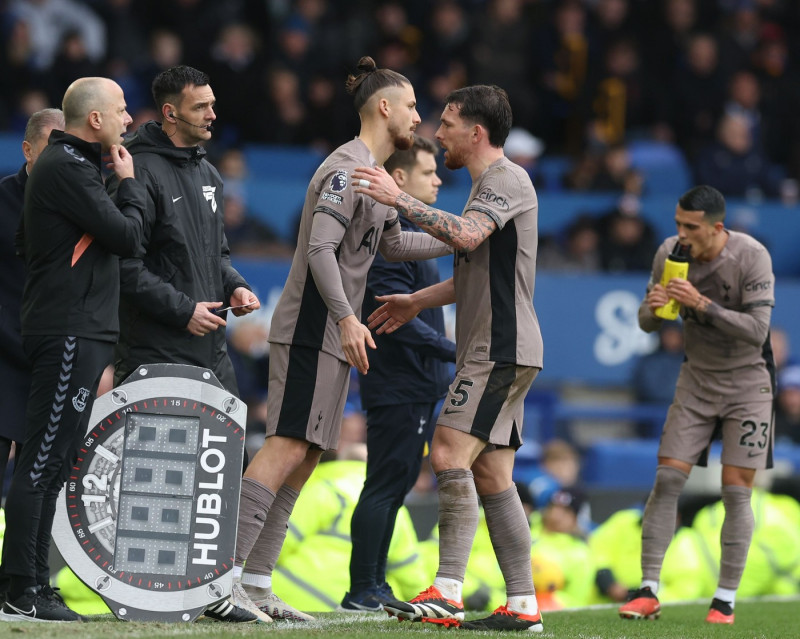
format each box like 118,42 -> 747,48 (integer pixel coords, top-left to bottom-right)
356,56 -> 377,74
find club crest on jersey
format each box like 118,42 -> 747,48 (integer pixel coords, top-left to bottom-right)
203,185 -> 217,212
330,170 -> 348,192
73,387 -> 90,412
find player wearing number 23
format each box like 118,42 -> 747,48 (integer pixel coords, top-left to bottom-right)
620,185 -> 775,625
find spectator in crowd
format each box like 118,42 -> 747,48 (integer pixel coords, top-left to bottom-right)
203,23 -> 266,147
751,23 -> 800,178
503,127 -> 546,188
590,0 -> 638,62
0,76 -> 144,623
525,439 -> 584,513
643,0 -> 699,83
693,112 -> 783,199
631,321 -> 684,437
533,0 -> 596,154
592,37 -> 672,146
538,214 -> 601,273
724,70 -> 764,151
48,30 -> 102,106
671,33 -> 727,161
563,144 -> 642,193
717,1 -> 763,79
530,488 -> 594,609
597,194 -> 659,272
631,322 -> 684,407
469,0 -> 537,134
419,0 -> 470,86
341,135 -> 455,613
8,0 -> 106,71
0,108 -> 64,502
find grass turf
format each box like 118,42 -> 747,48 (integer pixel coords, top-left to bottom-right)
1,597 -> 796,638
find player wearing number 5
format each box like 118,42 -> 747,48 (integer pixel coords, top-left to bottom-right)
354,85 -> 544,632
619,185 -> 775,625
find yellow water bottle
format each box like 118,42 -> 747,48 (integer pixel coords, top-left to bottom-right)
654,242 -> 690,320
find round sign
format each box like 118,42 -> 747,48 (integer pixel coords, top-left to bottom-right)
53,364 -> 247,621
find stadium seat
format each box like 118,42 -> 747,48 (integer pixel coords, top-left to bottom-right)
0,133 -> 23,175
242,144 -> 324,181
628,140 -> 691,196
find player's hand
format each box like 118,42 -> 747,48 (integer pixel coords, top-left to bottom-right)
107,144 -> 135,181
187,301 -> 226,336
646,283 -> 669,312
367,293 -> 420,335
228,287 -> 261,316
352,166 -> 401,207
665,277 -> 700,307
338,314 -> 375,375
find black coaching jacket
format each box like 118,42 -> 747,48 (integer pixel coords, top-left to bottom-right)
107,121 -> 249,391
20,130 -> 145,342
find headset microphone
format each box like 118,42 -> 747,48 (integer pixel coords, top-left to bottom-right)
170,113 -> 214,132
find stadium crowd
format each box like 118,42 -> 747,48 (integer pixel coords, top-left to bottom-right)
2,0 -> 800,190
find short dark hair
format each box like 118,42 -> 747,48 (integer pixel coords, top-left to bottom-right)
383,135 -> 437,174
345,55 -> 410,112
152,65 -> 210,109
444,85 -> 513,148
678,185 -> 726,223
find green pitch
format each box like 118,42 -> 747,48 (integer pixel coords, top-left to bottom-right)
3,597 -> 797,638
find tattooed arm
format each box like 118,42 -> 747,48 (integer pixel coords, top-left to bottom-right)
393,192 -> 496,252
353,166 -> 496,251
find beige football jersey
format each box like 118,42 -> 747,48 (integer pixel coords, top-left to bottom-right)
643,230 -> 775,402
268,138 -> 397,360
453,156 -> 542,368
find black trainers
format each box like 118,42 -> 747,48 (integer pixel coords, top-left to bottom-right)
460,604 -> 543,632
203,598 -> 259,623
0,585 -> 82,622
39,585 -> 69,609
338,587 -> 384,613
376,582 -> 396,604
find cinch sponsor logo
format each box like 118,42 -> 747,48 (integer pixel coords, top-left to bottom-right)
477,187 -> 510,210
744,280 -> 771,292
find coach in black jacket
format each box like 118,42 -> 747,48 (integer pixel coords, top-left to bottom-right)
0,108 -> 64,501
0,77 -> 144,622
107,65 -> 259,394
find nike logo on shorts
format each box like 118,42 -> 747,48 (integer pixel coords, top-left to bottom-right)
443,407 -> 463,414
172,195 -> 183,203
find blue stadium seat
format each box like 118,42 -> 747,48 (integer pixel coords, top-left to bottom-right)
536,156 -> 572,192
241,144 -> 324,181
0,133 -> 23,175
581,439 -> 659,489
628,140 -> 691,196
242,178 -> 308,241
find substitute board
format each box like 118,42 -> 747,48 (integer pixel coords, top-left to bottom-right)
53,363 -> 247,621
